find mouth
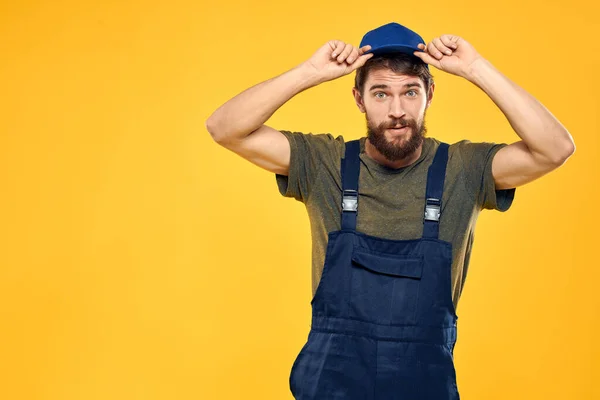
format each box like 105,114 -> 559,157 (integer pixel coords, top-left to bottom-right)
387,126 -> 409,133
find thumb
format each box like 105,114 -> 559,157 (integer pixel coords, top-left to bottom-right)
413,50 -> 437,67
351,52 -> 374,70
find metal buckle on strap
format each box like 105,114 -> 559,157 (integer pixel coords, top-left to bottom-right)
424,198 -> 441,221
342,189 -> 358,212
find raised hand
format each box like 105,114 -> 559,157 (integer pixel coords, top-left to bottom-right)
303,40 -> 374,84
413,35 -> 484,79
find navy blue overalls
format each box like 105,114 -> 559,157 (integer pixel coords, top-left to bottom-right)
289,139 -> 460,399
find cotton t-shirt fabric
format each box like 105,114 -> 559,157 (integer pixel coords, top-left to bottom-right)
275,131 -> 516,312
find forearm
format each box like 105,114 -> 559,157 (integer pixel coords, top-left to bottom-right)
206,62 -> 321,143
464,58 -> 575,164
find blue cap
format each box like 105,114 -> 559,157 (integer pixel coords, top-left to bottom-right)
359,22 -> 428,69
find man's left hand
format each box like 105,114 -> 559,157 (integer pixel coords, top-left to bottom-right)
413,35 -> 483,79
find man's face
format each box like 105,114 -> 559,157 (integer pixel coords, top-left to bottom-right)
353,68 -> 433,162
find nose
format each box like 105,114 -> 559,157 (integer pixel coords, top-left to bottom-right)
388,95 -> 406,119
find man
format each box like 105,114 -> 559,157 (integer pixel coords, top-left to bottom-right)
206,22 -> 574,400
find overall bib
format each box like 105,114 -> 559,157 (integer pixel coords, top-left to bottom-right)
289,139 -> 460,399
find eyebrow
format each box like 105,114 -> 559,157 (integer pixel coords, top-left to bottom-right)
368,83 -> 422,91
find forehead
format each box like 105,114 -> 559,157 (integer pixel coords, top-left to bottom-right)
364,68 -> 423,89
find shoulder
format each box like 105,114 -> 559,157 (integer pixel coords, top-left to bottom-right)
279,129 -> 346,162
279,129 -> 344,148
446,139 -> 508,173
448,139 -> 507,157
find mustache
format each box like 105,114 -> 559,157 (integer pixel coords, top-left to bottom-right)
386,118 -> 417,129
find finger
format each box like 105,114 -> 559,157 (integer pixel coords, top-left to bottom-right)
440,35 -> 458,49
433,37 -> 453,56
413,50 -> 440,68
346,47 -> 360,64
331,41 -> 346,58
427,41 -> 444,60
418,42 -> 436,58
349,52 -> 374,70
337,43 -> 353,63
358,45 -> 372,55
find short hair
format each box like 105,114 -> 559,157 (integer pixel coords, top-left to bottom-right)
354,52 -> 434,97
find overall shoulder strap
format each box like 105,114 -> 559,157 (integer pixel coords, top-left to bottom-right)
341,140 -> 361,231
422,142 -> 450,239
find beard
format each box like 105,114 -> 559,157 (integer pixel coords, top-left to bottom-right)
366,111 -> 428,162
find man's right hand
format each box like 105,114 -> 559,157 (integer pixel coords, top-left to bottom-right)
303,41 -> 374,84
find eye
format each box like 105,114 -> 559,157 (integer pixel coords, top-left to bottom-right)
406,90 -> 418,97
374,92 -> 386,98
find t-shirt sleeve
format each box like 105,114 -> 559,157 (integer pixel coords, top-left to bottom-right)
456,140 -> 516,211
274,130 -> 338,203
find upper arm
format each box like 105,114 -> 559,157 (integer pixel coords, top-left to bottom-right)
215,124 -> 291,176
455,140 -> 516,211
491,140 -> 565,190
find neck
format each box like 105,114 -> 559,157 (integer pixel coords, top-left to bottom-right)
364,138 -> 424,169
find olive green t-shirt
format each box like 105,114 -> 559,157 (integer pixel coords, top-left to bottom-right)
274,131 -> 516,313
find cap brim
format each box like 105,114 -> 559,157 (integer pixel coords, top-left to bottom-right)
365,44 -> 422,56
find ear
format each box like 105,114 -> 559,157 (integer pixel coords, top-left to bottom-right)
426,82 -> 435,108
352,87 -> 366,113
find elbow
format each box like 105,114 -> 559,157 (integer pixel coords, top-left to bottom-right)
205,115 -> 224,143
205,115 -> 248,145
550,135 -> 576,166
563,139 -> 576,160
205,115 -> 255,145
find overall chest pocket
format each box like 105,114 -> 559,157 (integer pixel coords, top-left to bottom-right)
349,249 -> 423,325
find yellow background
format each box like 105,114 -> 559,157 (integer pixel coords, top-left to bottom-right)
1,0 -> 598,399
